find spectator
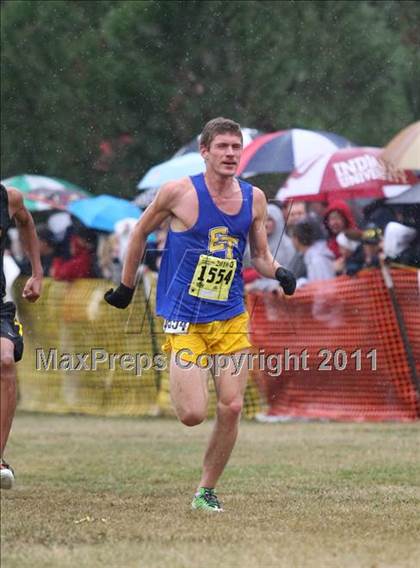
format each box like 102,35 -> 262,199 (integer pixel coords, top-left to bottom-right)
335,232 -> 364,276
97,217 -> 139,282
363,199 -> 396,231
361,224 -> 382,269
97,233 -> 121,282
244,203 -> 296,291
291,220 -> 335,286
388,204 -> 420,267
280,199 -> 327,236
282,200 -> 307,233
383,222 -> 419,267
114,218 -> 138,265
47,212 -> 73,259
307,200 -> 329,224
50,227 -> 96,281
323,200 -> 357,258
143,227 -> 168,273
18,225 -> 56,276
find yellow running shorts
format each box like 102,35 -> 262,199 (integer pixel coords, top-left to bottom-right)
162,312 -> 252,365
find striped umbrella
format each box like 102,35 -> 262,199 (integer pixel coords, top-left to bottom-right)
237,129 -> 353,177
1,174 -> 91,211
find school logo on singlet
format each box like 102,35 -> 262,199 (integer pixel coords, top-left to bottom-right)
208,226 -> 239,259
188,226 -> 239,301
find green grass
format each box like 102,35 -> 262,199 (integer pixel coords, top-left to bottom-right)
1,413 -> 419,567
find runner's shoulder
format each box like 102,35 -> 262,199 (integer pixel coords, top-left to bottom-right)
251,185 -> 266,202
252,186 -> 267,208
4,187 -> 24,216
156,177 -> 195,208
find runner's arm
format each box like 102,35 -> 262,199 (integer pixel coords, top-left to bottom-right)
248,188 -> 280,278
8,188 -> 43,301
248,188 -> 296,295
121,182 -> 177,288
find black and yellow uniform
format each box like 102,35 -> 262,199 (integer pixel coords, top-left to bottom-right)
0,184 -> 24,362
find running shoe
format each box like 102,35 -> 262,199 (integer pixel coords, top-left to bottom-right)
0,460 -> 15,490
191,487 -> 224,512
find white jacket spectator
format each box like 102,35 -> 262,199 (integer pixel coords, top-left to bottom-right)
383,222 -> 417,260
302,240 -> 336,284
291,220 -> 335,287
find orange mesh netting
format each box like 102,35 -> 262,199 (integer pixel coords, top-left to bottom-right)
248,267 -> 419,422
12,267 -> 418,421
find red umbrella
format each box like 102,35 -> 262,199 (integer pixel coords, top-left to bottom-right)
277,147 -> 417,202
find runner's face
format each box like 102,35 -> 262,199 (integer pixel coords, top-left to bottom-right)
201,133 -> 243,177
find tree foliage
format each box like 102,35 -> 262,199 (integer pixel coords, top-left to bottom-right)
1,0 -> 419,197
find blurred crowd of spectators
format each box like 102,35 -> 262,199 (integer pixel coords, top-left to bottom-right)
244,198 -> 420,292
2,197 -> 419,299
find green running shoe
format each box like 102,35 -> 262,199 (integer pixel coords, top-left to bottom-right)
191,487 -> 224,512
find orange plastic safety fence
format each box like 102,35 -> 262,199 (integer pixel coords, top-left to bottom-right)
247,267 -> 419,422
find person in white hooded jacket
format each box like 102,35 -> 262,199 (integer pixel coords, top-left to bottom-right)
243,203 -> 298,291
291,219 -> 336,287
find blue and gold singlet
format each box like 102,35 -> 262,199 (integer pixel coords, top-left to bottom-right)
156,173 -> 253,323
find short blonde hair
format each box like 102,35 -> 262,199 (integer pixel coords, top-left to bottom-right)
200,117 -> 242,149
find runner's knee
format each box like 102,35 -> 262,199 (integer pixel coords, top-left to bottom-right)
0,353 -> 15,378
178,409 -> 207,427
217,399 -> 243,419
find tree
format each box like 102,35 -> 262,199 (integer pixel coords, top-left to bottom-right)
1,0 -> 418,198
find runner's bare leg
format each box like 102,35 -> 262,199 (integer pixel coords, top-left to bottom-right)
198,350 -> 248,489
0,338 -> 17,456
170,352 -> 209,426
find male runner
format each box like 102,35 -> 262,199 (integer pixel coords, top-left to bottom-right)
105,118 -> 296,511
0,184 -> 42,489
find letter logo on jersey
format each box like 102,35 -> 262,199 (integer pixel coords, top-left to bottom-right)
208,227 -> 239,259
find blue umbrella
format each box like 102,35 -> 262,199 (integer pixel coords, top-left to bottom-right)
69,195 -> 141,232
138,153 -> 205,190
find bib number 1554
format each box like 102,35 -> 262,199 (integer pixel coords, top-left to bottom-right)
189,255 -> 236,301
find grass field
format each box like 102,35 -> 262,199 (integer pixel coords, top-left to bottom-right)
1,413 -> 419,568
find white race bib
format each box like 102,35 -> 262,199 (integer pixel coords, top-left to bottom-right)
163,320 -> 190,334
